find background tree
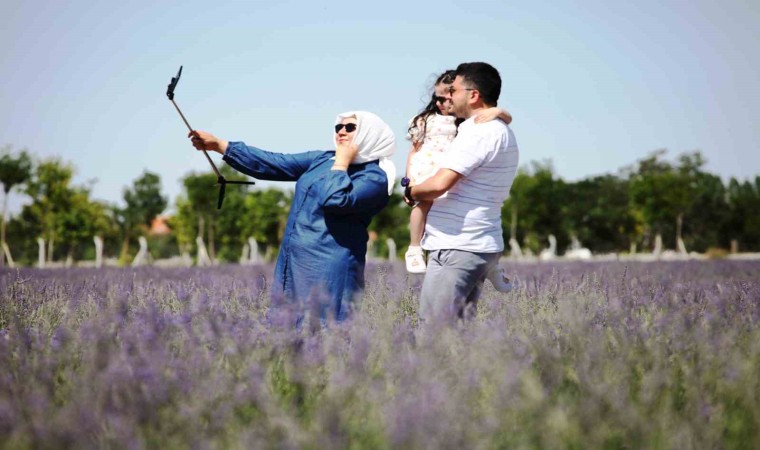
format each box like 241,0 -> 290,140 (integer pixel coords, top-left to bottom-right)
174,166 -> 259,262
682,167 -> 729,252
503,161 -> 569,254
368,191 -> 409,259
629,150 -> 674,249
117,170 -> 168,262
239,187 -> 291,260
24,158 -> 75,262
56,188 -> 112,263
182,171 -> 219,260
172,196 -> 199,259
1,145 -> 756,265
0,146 -> 32,266
630,150 -> 716,252
563,175 -> 640,253
501,170 -> 534,246
671,152 -> 711,250
213,166 -> 256,262
723,176 -> 760,252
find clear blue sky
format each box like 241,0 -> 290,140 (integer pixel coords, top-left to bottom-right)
2,0 -> 758,214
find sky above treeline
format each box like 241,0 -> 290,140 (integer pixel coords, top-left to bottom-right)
2,0 -> 758,213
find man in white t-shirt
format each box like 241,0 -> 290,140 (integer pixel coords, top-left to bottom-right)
403,62 -> 519,323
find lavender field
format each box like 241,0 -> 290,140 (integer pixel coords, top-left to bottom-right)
1,261 -> 758,449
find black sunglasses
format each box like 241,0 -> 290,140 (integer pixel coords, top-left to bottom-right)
434,96 -> 448,104
448,86 -> 475,95
335,123 -> 357,133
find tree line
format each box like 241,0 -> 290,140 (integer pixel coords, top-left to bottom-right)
2,144 -> 758,267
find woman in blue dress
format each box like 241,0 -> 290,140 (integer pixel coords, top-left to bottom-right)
189,111 -> 396,322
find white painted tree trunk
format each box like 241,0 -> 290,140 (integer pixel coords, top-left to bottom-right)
47,237 -> 54,263
386,238 -> 396,261
2,242 -> 15,268
677,237 -> 688,254
248,238 -> 260,263
509,238 -> 523,259
264,246 -> 274,262
94,236 -> 104,268
653,234 -> 663,256
37,238 -> 45,268
196,236 -> 212,266
539,235 -> 557,261
132,236 -> 149,267
239,241 -> 250,264
181,251 -> 193,266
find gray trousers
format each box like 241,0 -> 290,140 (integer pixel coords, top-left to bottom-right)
419,249 -> 501,323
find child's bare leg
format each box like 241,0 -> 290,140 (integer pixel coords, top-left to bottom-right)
406,201 -> 433,273
409,201 -> 433,246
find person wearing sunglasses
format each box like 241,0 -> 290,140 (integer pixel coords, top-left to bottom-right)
403,70 -> 512,285
189,111 -> 395,324
402,62 -> 520,324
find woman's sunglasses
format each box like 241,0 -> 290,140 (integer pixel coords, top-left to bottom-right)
335,123 -> 357,133
434,96 -> 448,104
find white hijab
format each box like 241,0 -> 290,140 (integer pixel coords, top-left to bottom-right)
334,111 -> 396,195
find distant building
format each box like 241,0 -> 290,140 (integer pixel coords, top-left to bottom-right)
149,216 -> 171,236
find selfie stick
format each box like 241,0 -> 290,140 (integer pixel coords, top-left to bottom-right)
166,66 -> 255,209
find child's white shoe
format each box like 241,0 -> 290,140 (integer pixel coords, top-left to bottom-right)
405,247 -> 427,274
486,265 -> 513,293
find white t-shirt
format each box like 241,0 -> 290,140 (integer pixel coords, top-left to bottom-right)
421,117 -> 519,253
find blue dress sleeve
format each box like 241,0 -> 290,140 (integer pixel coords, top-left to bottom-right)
222,141 -> 322,182
318,169 -> 389,215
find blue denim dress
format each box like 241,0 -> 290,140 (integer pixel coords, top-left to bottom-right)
223,142 -> 389,321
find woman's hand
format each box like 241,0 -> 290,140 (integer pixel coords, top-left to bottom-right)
189,130 -> 229,155
333,142 -> 359,169
474,107 -> 513,125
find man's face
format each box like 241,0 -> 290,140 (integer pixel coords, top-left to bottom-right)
447,75 -> 472,118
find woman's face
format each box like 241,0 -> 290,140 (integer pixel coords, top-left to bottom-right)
434,82 -> 453,115
335,117 -> 357,145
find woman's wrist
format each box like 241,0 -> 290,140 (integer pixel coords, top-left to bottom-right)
331,163 -> 348,171
217,140 -> 229,155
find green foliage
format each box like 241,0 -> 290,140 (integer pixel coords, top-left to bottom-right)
123,170 -> 168,229
214,168 -> 252,262
4,144 -> 760,263
563,175 -> 639,253
56,189 -> 111,258
177,170 -> 224,260
141,233 -> 179,260
682,171 -> 729,251
22,158 -> 75,260
11,157 -> 114,263
630,151 -> 708,248
173,167 -> 290,262
502,161 -> 571,254
368,190 -> 409,259
0,145 -> 32,195
723,176 -> 760,252
240,187 -> 291,257
0,146 -> 33,266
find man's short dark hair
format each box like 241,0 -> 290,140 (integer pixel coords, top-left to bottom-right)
455,62 -> 501,106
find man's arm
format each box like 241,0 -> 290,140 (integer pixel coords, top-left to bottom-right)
404,168 -> 463,205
